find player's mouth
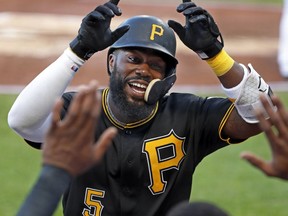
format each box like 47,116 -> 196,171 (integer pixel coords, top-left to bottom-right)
128,81 -> 148,99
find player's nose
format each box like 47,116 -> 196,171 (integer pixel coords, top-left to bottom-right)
135,63 -> 150,76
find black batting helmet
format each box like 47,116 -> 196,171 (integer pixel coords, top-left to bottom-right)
107,15 -> 178,76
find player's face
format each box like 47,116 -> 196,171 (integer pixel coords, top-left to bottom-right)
108,48 -> 166,121
109,48 -> 166,105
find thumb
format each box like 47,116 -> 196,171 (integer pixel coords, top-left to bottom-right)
240,152 -> 271,175
111,24 -> 130,43
92,127 -> 118,163
168,20 -> 185,38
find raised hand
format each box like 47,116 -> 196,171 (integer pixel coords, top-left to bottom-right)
42,81 -> 117,176
70,0 -> 129,60
241,94 -> 288,180
168,1 -> 223,59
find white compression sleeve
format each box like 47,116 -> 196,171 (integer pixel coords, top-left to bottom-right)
8,48 -> 84,142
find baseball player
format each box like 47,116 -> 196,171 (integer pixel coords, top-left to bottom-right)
8,0 -> 274,215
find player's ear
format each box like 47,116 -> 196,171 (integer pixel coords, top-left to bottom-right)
108,53 -> 116,74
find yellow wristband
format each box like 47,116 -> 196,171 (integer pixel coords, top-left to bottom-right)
206,49 -> 235,77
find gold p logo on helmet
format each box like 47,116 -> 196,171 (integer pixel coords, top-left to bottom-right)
150,24 -> 164,41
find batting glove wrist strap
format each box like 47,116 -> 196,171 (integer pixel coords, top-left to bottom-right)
69,37 -> 95,61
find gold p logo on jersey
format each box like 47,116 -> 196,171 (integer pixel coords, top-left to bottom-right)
142,130 -> 186,195
150,24 -> 164,40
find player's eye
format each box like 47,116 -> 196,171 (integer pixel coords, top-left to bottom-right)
127,55 -> 141,64
149,62 -> 164,71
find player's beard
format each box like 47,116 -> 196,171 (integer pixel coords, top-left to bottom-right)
109,70 -> 156,123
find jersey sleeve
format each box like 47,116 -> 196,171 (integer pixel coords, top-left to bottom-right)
189,95 -> 240,161
200,96 -> 235,142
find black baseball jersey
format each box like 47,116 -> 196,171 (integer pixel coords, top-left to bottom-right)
26,88 -> 237,216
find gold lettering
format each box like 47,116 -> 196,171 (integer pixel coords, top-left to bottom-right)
150,24 -> 164,40
143,130 -> 186,195
82,188 -> 105,216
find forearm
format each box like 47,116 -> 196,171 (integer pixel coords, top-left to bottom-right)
206,49 -> 244,88
17,165 -> 72,216
206,49 -> 273,124
217,62 -> 245,88
8,48 -> 84,142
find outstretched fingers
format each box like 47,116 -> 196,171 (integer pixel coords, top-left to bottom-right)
258,95 -> 288,150
241,94 -> 288,180
93,127 -> 118,164
240,152 -> 276,177
62,80 -> 99,130
110,0 -> 120,6
75,84 -> 102,143
49,98 -> 64,132
177,1 -> 196,13
270,96 -> 288,137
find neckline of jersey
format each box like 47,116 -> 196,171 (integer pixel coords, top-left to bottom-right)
102,88 -> 159,130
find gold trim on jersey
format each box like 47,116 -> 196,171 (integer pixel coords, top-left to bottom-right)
102,88 -> 158,130
218,103 -> 236,144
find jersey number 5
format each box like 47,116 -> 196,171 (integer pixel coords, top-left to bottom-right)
82,188 -> 105,216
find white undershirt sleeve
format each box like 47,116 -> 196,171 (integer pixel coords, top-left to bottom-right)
8,48 -> 84,143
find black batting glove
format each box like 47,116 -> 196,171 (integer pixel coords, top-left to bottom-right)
168,1 -> 223,60
70,0 -> 130,60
